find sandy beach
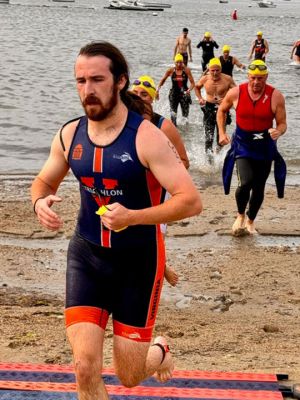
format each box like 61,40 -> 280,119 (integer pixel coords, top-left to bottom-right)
0,176 -> 300,392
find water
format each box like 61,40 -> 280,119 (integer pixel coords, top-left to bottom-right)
0,0 -> 300,185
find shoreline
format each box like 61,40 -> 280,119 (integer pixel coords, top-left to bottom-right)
0,180 -> 300,393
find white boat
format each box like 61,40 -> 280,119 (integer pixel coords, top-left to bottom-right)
258,0 -> 277,7
126,0 -> 170,8
105,0 -> 164,10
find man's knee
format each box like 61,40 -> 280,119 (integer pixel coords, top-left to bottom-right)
74,357 -> 102,389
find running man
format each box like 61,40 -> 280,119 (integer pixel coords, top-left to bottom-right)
217,60 -> 287,235
248,31 -> 269,61
194,57 -> 235,158
31,41 -> 202,399
290,39 -> 300,63
157,53 -> 195,126
132,74 -> 190,286
219,45 -> 246,76
174,27 -> 193,66
196,32 -> 219,71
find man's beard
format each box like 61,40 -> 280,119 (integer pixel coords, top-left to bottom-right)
82,84 -> 119,121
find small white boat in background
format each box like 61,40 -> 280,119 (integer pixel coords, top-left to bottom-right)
258,0 -> 277,7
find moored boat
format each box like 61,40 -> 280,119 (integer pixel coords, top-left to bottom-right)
0,0 -> 9,4
258,0 -> 277,7
105,0 -> 164,10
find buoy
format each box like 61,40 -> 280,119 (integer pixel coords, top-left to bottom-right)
152,12 -> 158,16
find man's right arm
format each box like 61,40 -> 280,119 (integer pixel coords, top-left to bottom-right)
31,126 -> 72,230
174,37 -> 179,58
248,40 -> 255,60
194,76 -> 205,105
217,87 -> 238,145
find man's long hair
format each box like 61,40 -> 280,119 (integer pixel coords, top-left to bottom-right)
78,41 -> 130,103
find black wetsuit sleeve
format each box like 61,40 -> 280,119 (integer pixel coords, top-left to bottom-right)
196,41 -> 203,49
214,41 -> 219,49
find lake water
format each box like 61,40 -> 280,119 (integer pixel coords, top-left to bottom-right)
0,0 -> 299,187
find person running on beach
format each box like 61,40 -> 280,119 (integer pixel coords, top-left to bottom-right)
217,60 -> 287,236
174,27 -> 193,66
31,41 -> 202,399
194,57 -> 235,159
231,9 -> 238,20
132,74 -> 190,286
248,31 -> 269,61
219,45 -> 246,77
157,53 -> 195,126
290,39 -> 300,63
196,32 -> 219,71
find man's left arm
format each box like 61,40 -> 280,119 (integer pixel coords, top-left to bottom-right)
264,39 -> 270,55
100,121 -> 202,231
188,40 -> 193,62
269,90 -> 287,140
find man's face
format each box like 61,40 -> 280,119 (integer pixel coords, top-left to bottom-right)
209,65 -> 221,80
223,51 -> 230,59
257,35 -> 262,41
183,31 -> 188,38
175,60 -> 184,70
248,74 -> 268,93
75,55 -> 123,121
132,86 -> 153,104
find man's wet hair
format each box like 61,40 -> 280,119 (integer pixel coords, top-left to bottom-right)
78,41 -> 130,96
183,28 -> 189,33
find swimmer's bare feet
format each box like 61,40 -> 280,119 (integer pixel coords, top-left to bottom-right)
153,336 -> 174,383
232,214 -> 246,236
245,218 -> 258,234
164,266 -> 179,286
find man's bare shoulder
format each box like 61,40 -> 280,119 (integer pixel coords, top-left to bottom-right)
59,118 -> 81,150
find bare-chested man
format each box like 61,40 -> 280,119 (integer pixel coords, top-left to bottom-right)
174,27 -> 193,66
194,57 -> 235,157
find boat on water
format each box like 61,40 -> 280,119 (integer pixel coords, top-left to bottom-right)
0,0 -> 9,4
52,0 -> 75,2
258,0 -> 277,7
219,0 -> 229,3
104,0 -> 164,11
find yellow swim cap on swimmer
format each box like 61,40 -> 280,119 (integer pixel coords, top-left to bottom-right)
208,57 -> 221,68
204,31 -> 211,38
174,53 -> 184,62
248,59 -> 268,75
131,75 -> 157,100
257,31 -> 263,36
222,45 -> 231,52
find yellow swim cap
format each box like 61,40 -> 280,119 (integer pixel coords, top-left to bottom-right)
257,31 -> 263,36
174,53 -> 184,62
204,31 -> 211,38
208,57 -> 221,68
131,75 -> 157,100
222,45 -> 231,52
248,59 -> 268,75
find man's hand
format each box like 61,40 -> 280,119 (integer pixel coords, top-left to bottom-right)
98,203 -> 132,232
269,128 -> 282,141
198,98 -> 206,106
219,133 -> 231,146
35,195 -> 63,231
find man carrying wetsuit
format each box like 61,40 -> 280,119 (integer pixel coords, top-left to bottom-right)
196,32 -> 219,71
219,45 -> 246,77
157,53 -> 195,126
31,41 -> 202,400
248,31 -> 269,61
194,57 -> 235,159
217,60 -> 287,236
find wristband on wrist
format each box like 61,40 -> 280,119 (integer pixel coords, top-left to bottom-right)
33,197 -> 44,214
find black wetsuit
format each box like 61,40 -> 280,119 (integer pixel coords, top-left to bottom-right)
220,55 -> 234,76
254,39 -> 266,60
196,39 -> 219,71
169,68 -> 191,126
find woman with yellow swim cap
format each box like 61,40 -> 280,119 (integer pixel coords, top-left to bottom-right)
156,54 -> 196,126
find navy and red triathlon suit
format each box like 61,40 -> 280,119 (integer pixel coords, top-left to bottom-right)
169,67 -> 191,126
223,83 -> 286,221
63,110 -> 166,342
254,39 -> 266,60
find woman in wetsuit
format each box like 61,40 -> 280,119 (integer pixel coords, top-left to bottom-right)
156,53 -> 195,126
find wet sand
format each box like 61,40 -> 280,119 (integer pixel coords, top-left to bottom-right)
0,176 -> 300,393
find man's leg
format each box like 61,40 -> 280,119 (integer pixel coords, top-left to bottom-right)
169,90 -> 179,126
67,322 -> 109,400
246,159 -> 272,233
203,106 -> 215,159
113,335 -> 174,388
232,158 -> 254,235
